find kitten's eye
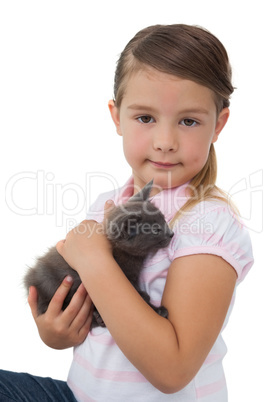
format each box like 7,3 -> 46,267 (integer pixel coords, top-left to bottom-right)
127,217 -> 141,239
180,118 -> 198,127
137,115 -> 154,124
152,225 -> 162,235
128,226 -> 137,239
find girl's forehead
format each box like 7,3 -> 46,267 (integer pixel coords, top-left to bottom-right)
121,68 -> 216,112
130,66 -> 183,84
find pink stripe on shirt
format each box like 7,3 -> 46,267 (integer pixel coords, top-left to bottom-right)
88,331 -> 116,346
74,353 -> 148,383
196,375 -> 226,398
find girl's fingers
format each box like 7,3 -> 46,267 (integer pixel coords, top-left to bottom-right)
70,293 -> 93,334
27,279 -> 92,349
103,200 -> 115,226
104,200 -> 114,216
77,305 -> 93,341
46,275 -> 74,316
62,283 -> 92,325
56,239 -> 65,256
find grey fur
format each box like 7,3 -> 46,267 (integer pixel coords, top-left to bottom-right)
24,181 -> 174,328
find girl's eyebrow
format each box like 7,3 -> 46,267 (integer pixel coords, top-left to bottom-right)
127,104 -> 210,115
178,108 -> 210,115
127,104 -> 156,112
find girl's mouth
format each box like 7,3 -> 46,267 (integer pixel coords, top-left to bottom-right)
148,160 -> 181,169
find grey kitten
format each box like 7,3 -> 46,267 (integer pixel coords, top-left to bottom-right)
24,180 -> 174,328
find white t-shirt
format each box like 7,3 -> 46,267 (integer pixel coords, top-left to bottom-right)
67,178 -> 253,401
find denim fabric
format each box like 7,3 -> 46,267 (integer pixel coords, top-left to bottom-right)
0,370 -> 77,401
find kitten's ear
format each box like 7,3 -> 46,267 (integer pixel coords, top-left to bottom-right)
129,180 -> 153,202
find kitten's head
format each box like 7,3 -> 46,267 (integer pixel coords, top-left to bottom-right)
105,181 -> 174,256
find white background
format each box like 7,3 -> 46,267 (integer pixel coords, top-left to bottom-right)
0,1 -> 267,400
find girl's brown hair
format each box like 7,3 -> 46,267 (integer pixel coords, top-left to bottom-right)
113,24 -> 237,221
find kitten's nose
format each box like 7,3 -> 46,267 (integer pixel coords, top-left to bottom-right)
169,230 -> 174,238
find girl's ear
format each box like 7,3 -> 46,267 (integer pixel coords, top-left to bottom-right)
212,108 -> 230,143
108,100 -> 122,136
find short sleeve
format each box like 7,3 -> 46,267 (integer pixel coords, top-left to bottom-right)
85,178 -> 133,222
169,203 -> 254,283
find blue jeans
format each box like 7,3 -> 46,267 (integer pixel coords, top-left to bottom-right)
0,370 -> 77,401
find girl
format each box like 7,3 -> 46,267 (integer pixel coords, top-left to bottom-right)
0,24 -> 253,401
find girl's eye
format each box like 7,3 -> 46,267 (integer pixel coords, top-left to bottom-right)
137,115 -> 154,124
180,118 -> 197,127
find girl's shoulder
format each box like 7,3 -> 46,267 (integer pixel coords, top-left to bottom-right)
170,199 -> 254,283
174,198 -> 241,229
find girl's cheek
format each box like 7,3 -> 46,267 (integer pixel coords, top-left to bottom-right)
123,135 -> 146,155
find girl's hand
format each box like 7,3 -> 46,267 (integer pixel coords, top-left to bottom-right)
28,277 -> 92,349
56,201 -> 114,275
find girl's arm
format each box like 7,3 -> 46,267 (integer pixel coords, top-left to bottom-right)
28,279 -> 92,349
57,205 -> 237,393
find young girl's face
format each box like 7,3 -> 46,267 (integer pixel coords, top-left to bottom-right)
109,68 -> 229,194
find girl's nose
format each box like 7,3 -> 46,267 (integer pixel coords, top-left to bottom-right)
153,128 -> 178,152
